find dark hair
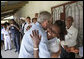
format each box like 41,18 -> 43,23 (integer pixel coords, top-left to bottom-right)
26,16 -> 31,20
32,18 -> 37,22
67,16 -> 74,22
10,19 -> 16,24
54,20 -> 67,41
4,22 -> 8,28
10,19 -> 19,26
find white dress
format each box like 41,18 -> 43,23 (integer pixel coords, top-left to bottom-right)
48,37 -> 60,58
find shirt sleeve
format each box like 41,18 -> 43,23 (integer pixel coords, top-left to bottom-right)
19,33 -> 33,58
1,29 -> 4,34
39,30 -> 50,58
39,42 -> 51,58
24,24 -> 27,33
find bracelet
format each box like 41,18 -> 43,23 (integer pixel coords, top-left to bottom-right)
34,48 -> 39,50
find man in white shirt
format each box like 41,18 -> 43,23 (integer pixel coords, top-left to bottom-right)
60,16 -> 78,58
32,18 -> 40,26
24,17 -> 33,34
19,11 -> 51,58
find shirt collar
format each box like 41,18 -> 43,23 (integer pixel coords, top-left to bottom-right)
66,25 -> 73,30
69,25 -> 73,30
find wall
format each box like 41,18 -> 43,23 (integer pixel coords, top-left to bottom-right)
15,1 -> 70,19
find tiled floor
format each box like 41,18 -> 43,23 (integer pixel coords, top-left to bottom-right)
1,49 -> 18,58
1,41 -> 18,58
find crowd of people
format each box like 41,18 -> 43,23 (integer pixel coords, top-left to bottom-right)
1,11 -> 83,58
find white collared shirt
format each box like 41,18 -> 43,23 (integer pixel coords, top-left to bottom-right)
1,28 -> 11,39
61,26 -> 78,47
24,22 -> 33,34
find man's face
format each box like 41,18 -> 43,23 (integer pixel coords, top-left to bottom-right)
41,20 -> 49,30
26,18 -> 30,22
33,19 -> 37,23
65,18 -> 72,28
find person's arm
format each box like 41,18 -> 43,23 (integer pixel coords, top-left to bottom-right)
2,34 -> 4,40
39,32 -> 50,58
65,29 -> 78,46
33,46 -> 39,58
68,47 -> 79,53
30,30 -> 41,58
1,29 -> 4,40
13,25 -> 20,31
62,43 -> 79,53
19,33 -> 32,58
7,25 -> 11,31
8,30 -> 11,38
30,30 -> 50,58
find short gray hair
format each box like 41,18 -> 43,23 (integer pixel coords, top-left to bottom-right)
37,11 -> 51,23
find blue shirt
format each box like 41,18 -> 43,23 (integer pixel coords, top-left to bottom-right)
19,22 -> 50,58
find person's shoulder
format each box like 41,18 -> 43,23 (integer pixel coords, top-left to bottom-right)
25,24 -> 42,35
31,24 -> 39,29
1,28 -> 5,33
72,26 -> 78,32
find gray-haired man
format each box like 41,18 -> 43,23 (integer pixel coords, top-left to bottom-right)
19,11 -> 51,58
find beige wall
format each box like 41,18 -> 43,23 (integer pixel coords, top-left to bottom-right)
15,1 -> 70,19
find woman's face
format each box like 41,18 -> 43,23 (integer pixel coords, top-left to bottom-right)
47,25 -> 60,39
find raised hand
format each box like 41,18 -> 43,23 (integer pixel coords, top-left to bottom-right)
30,30 -> 41,48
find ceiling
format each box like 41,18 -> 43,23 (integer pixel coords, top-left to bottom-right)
1,1 -> 28,19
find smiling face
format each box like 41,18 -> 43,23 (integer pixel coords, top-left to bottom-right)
65,16 -> 73,29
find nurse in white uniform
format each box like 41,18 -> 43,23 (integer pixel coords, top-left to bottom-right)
1,23 -> 11,51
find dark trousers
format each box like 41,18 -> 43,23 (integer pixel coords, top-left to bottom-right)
11,33 -> 20,53
60,47 -> 75,58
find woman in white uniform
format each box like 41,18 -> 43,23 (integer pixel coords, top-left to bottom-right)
1,22 -> 11,51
